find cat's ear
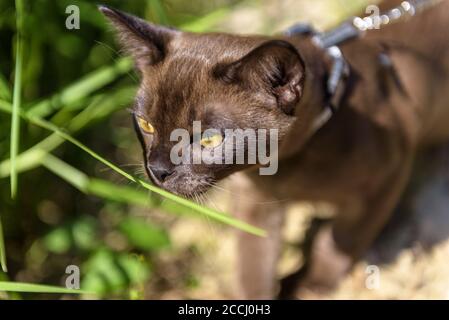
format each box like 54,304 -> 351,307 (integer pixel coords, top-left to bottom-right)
99,5 -> 178,69
214,40 -> 305,115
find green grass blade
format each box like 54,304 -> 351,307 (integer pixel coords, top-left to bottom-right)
40,154 -> 189,217
10,0 -> 24,199
31,118 -> 266,236
41,152 -> 241,217
41,154 -> 89,192
0,140 -> 58,178
41,154 -> 155,207
0,214 -> 7,272
0,87 -> 135,178
87,179 -> 154,207
0,281 -> 91,294
27,57 -> 133,118
0,103 -> 266,236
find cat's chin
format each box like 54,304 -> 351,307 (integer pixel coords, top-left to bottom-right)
178,188 -> 211,200
149,175 -> 215,200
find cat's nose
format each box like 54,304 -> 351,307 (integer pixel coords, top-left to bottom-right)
148,164 -> 174,183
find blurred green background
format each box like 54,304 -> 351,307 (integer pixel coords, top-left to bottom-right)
0,0 -> 369,299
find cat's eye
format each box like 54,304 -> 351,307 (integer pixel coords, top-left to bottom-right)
200,132 -> 223,149
137,117 -> 155,134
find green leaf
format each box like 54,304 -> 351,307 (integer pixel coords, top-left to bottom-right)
43,228 -> 71,254
10,0 -> 25,198
71,216 -> 98,250
43,216 -> 99,254
117,254 -> 151,284
82,250 -> 150,295
120,217 -> 170,251
0,281 -> 91,294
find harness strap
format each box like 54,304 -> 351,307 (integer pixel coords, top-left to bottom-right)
284,0 -> 441,133
285,23 -> 350,131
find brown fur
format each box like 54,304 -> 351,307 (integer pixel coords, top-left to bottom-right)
100,0 -> 449,299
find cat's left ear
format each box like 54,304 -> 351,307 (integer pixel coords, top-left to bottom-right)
99,5 -> 178,70
214,40 -> 305,115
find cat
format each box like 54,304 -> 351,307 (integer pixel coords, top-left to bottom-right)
100,0 -> 449,299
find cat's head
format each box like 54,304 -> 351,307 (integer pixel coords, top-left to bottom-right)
100,6 -> 309,197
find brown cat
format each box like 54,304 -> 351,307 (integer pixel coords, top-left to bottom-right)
100,0 -> 449,299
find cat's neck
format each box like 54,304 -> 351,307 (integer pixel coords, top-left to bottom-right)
278,36 -> 333,158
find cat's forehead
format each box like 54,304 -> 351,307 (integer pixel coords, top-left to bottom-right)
140,57 -> 210,109
169,33 -> 269,64
137,69 -> 220,130
141,33 -> 268,92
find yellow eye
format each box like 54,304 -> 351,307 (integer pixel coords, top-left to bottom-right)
200,133 -> 223,148
137,117 -> 155,134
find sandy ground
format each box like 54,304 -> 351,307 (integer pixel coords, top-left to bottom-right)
161,191 -> 449,300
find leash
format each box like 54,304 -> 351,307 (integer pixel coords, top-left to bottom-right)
285,0 -> 442,132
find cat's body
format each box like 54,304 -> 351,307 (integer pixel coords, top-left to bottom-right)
100,0 -> 449,299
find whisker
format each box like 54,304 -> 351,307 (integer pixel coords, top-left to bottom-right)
204,180 -> 290,205
193,191 -> 218,238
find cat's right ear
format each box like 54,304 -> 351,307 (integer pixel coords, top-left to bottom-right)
213,40 -> 305,115
99,5 -> 178,70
